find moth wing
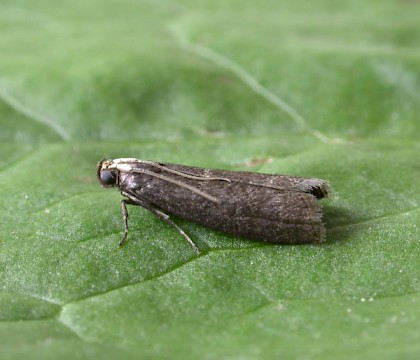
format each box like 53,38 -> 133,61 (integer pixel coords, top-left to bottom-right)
159,162 -> 331,199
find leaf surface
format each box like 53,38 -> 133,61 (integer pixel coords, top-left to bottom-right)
1,1 -> 419,359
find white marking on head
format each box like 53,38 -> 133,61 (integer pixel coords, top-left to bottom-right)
116,163 -> 133,172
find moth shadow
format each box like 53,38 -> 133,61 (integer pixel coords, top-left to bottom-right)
322,204 -> 359,244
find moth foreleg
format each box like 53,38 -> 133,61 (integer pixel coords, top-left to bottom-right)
120,198 -> 136,246
120,192 -> 200,254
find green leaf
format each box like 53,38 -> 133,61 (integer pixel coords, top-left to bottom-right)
1,1 -> 419,359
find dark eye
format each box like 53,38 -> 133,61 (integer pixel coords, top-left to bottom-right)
100,170 -> 117,186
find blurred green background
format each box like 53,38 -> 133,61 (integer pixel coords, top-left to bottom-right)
0,1 -> 419,359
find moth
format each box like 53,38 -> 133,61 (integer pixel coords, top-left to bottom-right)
97,158 -> 331,253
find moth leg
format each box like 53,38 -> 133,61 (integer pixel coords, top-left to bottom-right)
120,199 -> 132,246
120,192 -> 200,254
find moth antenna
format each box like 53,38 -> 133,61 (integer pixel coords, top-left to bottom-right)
139,160 -> 231,182
127,168 -> 220,203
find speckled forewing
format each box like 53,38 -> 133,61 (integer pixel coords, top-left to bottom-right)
118,163 -> 327,244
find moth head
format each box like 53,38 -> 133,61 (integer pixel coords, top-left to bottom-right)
97,159 -> 119,187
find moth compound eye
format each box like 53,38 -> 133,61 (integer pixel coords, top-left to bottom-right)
100,170 -> 117,187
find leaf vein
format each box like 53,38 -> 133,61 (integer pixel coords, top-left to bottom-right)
170,25 -> 348,145
0,87 -> 69,141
